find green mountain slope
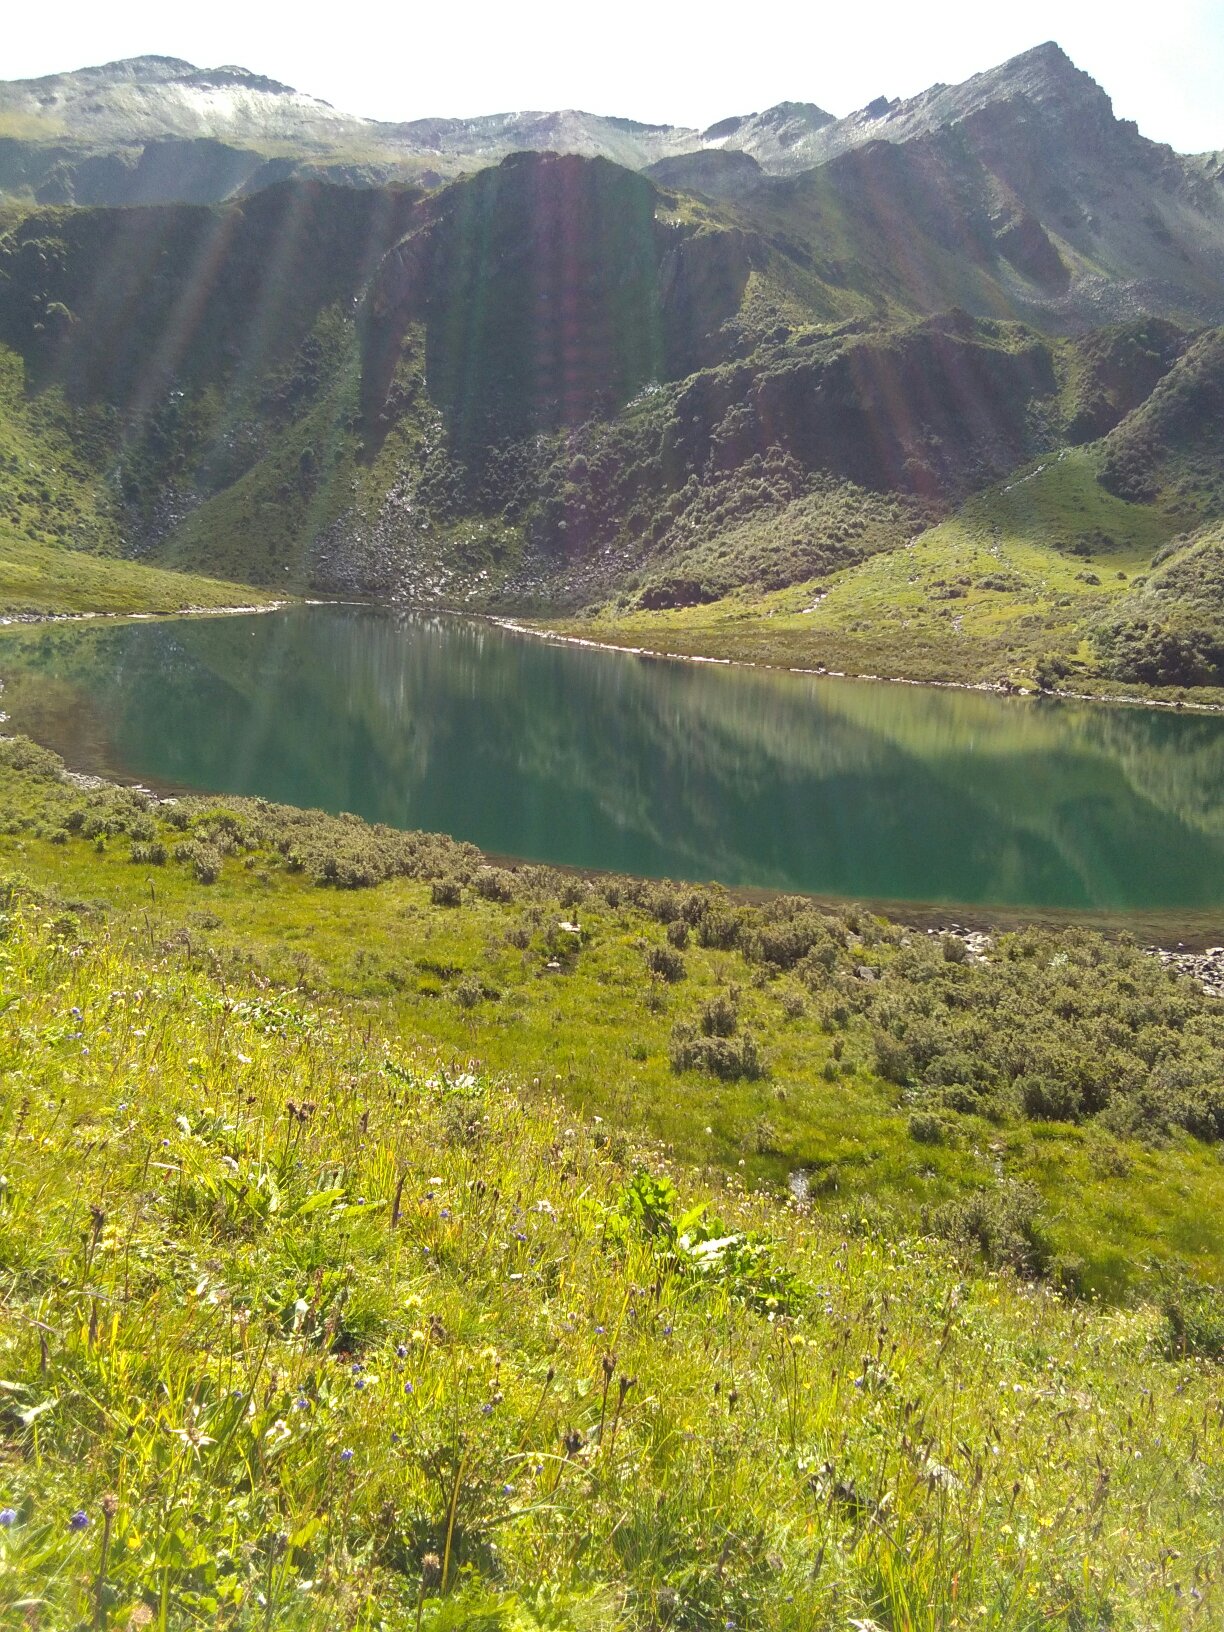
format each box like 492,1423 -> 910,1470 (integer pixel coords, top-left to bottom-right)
0,58 -> 1221,690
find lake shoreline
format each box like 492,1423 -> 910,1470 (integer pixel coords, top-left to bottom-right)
0,599 -> 291,628
7,595 -> 1221,716
490,615 -> 1224,716
3,600 -> 1223,953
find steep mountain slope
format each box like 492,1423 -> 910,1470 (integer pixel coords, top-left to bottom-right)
1,44 -> 1221,690
714,45 -> 1224,331
1098,326 -> 1224,509
0,149 -> 1208,603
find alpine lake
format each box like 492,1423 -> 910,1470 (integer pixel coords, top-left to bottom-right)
2,603 -> 1223,938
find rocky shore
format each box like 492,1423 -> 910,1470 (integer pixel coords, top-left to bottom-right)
1149,945 -> 1224,999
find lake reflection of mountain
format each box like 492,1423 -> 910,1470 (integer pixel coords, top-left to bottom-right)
4,605 -> 1224,912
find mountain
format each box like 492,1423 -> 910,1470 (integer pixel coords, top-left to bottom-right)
0,55 -> 713,202
1,45 -> 1223,689
4,46 -> 1222,328
3,42 -> 1220,207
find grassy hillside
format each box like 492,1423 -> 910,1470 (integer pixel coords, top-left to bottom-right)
0,757 -> 1222,1628
545,449 -> 1201,689
2,734 -> 1224,1306
0,533 -> 278,616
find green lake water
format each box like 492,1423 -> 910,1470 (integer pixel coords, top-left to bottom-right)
3,603 -> 1224,922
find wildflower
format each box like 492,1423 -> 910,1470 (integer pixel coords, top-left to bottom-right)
169,1422 -> 216,1455
354,1378 -> 366,1390
404,1381 -> 414,1394
339,1448 -> 353,1463
69,1510 -> 90,1530
0,1508 -> 16,1526
293,1398 -> 309,1411
395,1344 -> 408,1359
502,1483 -> 514,1495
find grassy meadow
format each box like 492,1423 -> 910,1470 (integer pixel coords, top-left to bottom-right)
1,804 -> 1222,1628
0,533 -> 281,619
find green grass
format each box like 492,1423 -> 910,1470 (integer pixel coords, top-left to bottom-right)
0,345 -> 119,556
1,859 -> 1222,1628
2,740 -> 1224,1310
0,532 -> 279,616
550,450 -> 1200,692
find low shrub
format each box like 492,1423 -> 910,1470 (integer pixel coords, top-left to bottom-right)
669,1021 -> 765,1081
643,943 -> 685,983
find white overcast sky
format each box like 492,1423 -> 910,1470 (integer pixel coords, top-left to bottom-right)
5,0 -> 1222,154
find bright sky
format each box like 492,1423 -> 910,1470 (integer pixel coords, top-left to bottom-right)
6,0 -> 1223,154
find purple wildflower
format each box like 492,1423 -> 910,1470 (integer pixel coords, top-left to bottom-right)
69,1510 -> 89,1531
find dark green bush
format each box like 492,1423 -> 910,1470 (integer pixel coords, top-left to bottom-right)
473,867 -> 516,902
644,943 -> 685,983
907,1111 -> 949,1145
193,844 -> 222,885
1161,1281 -> 1224,1361
933,1183 -> 1052,1280
669,1021 -> 764,1081
699,990 -> 739,1037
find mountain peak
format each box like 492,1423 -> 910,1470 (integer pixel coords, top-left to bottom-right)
987,40 -> 1106,102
